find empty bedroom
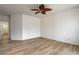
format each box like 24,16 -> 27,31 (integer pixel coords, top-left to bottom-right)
0,4 -> 79,55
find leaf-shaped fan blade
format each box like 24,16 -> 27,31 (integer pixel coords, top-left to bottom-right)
35,11 -> 40,14
41,11 -> 46,15
39,4 -> 45,10
44,8 -> 52,11
30,9 -> 39,11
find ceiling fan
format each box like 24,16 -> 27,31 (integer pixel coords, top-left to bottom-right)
30,4 -> 52,15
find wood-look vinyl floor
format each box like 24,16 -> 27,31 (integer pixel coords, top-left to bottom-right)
0,37 -> 79,55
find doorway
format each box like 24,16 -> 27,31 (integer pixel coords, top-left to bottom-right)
0,22 -> 9,45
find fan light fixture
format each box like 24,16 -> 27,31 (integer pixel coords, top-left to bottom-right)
30,4 -> 52,15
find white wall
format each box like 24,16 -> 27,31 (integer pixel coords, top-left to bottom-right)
10,14 -> 23,40
10,8 -> 79,45
10,14 -> 40,40
0,15 -> 9,22
23,14 -> 40,40
41,8 -> 79,45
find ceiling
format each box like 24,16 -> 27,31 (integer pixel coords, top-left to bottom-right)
0,4 -> 79,18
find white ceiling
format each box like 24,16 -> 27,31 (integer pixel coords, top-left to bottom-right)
0,4 -> 79,18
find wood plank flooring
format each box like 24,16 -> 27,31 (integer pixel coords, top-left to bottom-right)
0,37 -> 79,55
